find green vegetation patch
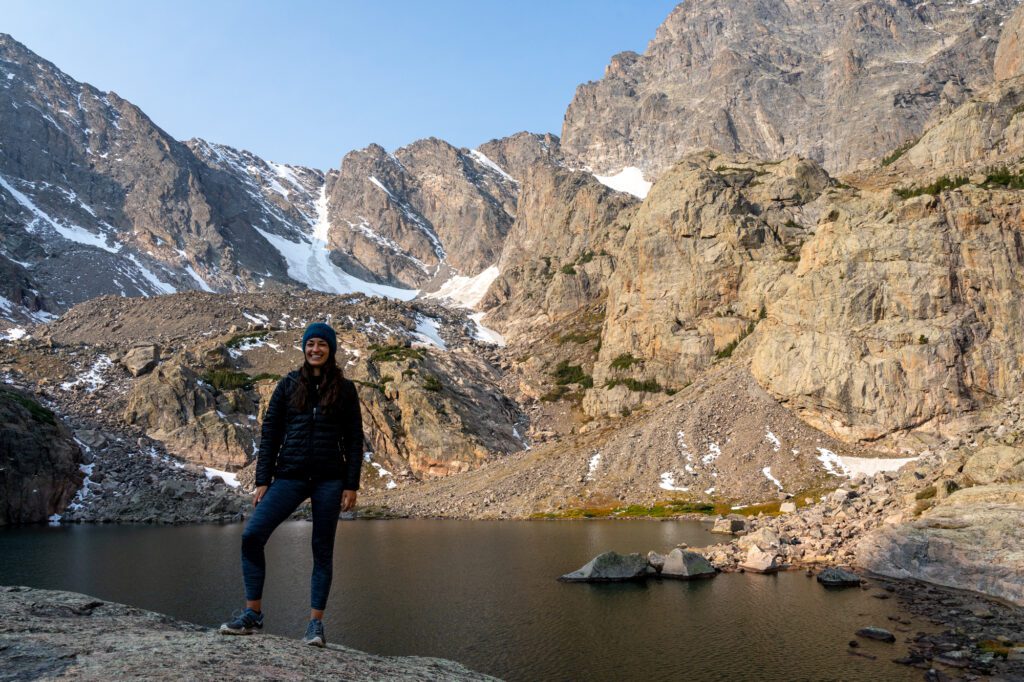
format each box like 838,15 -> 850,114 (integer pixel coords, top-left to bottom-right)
881,138 -> 918,167
558,330 -> 600,345
551,360 -> 592,387
421,373 -> 442,392
604,377 -> 663,393
0,387 -> 56,425
202,370 -> 257,391
609,353 -> 641,371
982,167 -> 1024,190
560,264 -> 577,275
369,344 -> 425,363
226,330 -> 269,348
716,319 -> 757,360
894,175 -> 969,199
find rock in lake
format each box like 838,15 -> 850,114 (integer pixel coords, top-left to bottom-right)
855,626 -> 896,643
816,567 -> 862,587
660,548 -> 716,580
559,551 -> 649,582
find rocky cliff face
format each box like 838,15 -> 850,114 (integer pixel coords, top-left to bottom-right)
584,154 -> 830,417
561,0 -> 1018,178
480,162 -> 636,337
323,138 -> 519,289
995,3 -> 1024,82
0,34 -> 304,318
0,385 -> 82,524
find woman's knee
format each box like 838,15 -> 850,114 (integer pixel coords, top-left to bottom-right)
242,526 -> 269,550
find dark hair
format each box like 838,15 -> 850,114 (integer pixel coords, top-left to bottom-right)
290,356 -> 345,412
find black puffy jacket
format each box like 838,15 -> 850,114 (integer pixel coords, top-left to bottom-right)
255,371 -> 364,489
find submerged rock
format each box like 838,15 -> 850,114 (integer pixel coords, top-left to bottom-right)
559,551 -> 649,582
855,626 -> 896,643
816,567 -> 861,588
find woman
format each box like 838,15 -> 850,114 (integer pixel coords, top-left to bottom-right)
219,322 -> 363,647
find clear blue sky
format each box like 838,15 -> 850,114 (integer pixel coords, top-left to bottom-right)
3,0 -> 679,170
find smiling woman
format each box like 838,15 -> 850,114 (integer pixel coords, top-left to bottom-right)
219,321 -> 364,648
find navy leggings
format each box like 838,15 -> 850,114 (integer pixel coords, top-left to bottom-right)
241,478 -> 344,611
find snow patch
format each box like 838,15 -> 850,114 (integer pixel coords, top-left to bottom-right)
60,355 -> 112,392
841,455 -> 919,477
762,466 -> 784,491
469,149 -> 517,184
594,167 -> 651,199
366,453 -> 398,490
659,472 -> 689,491
254,225 -> 417,300
586,452 -> 601,481
242,312 -> 269,325
426,265 -> 499,309
469,312 -> 505,346
765,429 -> 781,451
1,326 -> 28,341
126,254 -> 176,294
701,442 -> 721,465
204,467 -> 240,488
413,315 -> 447,350
0,173 -> 121,253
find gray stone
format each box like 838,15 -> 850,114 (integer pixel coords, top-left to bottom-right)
660,549 -> 716,580
779,502 -> 797,514
816,567 -> 862,588
855,627 -> 896,643
559,551 -> 649,582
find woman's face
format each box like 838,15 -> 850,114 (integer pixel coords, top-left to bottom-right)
305,337 -> 330,368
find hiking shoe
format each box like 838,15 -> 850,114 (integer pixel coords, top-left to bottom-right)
303,618 -> 326,647
219,608 -> 263,635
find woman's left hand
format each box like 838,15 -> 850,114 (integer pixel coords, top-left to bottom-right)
342,490 -> 357,511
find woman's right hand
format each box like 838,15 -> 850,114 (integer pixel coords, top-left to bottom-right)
253,485 -> 269,507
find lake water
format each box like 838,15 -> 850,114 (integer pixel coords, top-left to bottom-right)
0,519 -> 925,681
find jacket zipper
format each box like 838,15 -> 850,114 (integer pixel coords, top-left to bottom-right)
310,404 -> 317,482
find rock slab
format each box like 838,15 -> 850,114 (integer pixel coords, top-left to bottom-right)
856,484 -> 1024,607
0,586 -> 495,681
559,551 -> 649,582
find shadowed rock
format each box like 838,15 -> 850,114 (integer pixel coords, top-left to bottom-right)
559,551 -> 648,582
816,567 -> 861,588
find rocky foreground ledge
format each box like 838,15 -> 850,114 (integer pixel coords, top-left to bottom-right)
0,586 -> 495,681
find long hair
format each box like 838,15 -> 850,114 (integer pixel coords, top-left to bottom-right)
290,356 -> 345,412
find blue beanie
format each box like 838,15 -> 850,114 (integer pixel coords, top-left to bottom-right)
302,322 -> 337,356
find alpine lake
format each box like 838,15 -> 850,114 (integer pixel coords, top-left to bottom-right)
0,518 -> 931,681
